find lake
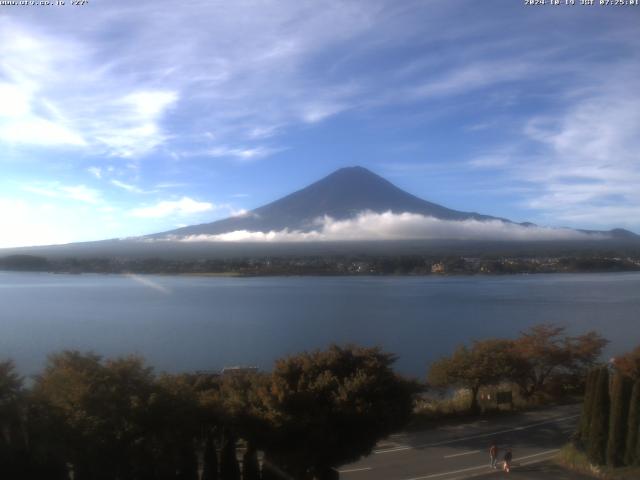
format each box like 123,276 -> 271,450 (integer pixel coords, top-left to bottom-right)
1,272 -> 639,378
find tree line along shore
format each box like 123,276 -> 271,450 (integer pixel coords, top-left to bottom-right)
1,253 -> 640,275
2,323 -> 637,479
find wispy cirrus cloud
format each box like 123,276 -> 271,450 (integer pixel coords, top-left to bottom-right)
23,183 -> 102,204
110,180 -> 154,194
0,1 -> 430,161
471,63 -> 640,229
204,145 -> 284,162
0,19 -> 177,158
1,1 -> 638,247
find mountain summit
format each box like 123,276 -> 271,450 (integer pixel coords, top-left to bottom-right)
155,166 -> 502,238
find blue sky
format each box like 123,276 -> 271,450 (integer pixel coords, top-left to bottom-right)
0,0 -> 638,247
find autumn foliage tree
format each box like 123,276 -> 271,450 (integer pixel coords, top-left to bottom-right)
428,339 -> 516,413
615,346 -> 640,381
427,324 -> 607,410
509,325 -> 607,399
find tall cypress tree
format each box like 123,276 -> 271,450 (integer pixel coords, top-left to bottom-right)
176,442 -> 199,480
219,433 -> 240,480
579,368 -> 598,445
202,434 -> 219,480
241,443 -> 260,480
588,366 -> 610,465
607,372 -> 632,466
625,380 -> 640,466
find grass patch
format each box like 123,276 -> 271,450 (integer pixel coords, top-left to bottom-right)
555,444 -> 640,480
407,385 -> 581,431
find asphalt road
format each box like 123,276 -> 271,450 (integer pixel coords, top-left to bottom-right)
338,404 -> 593,480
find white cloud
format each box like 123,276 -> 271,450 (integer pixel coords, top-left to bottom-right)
59,185 -> 101,204
504,72 -> 639,229
0,198 -> 74,248
155,182 -> 190,189
110,180 -> 153,194
0,79 -> 86,147
205,145 -> 282,162
92,90 -> 178,158
407,61 -> 534,100
131,196 -> 215,218
23,184 -> 101,204
0,20 -> 177,157
169,211 -> 602,243
87,167 -> 102,179
300,102 -> 349,124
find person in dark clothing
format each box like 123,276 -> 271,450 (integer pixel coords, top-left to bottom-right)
489,442 -> 499,469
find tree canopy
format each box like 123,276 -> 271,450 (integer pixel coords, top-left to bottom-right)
427,324 -> 608,408
428,339 -> 516,412
614,346 -> 640,380
0,345 -> 419,480
258,345 -> 419,478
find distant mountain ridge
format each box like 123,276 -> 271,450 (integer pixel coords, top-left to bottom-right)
0,167 -> 637,261
153,166 -> 635,240
153,166 -> 509,238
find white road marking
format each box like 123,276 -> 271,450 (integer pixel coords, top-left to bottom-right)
443,450 -> 481,459
377,442 -> 399,449
373,415 -> 578,454
401,449 -> 559,480
338,467 -> 373,474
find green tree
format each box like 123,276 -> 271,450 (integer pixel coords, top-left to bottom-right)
155,372 -> 222,480
0,360 -> 25,478
588,366 -> 610,465
218,372 -> 271,449
428,339 -> 516,413
624,380 -> 640,466
579,368 -> 599,445
260,344 -> 419,479
33,351 -> 160,479
607,372 -> 632,466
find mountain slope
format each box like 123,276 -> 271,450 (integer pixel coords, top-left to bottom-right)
154,166 -> 505,238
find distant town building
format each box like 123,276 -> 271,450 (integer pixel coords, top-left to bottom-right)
431,262 -> 445,274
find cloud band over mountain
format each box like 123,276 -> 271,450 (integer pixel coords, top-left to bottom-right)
166,211 -> 604,243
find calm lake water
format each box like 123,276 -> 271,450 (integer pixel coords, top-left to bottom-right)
1,272 -> 639,377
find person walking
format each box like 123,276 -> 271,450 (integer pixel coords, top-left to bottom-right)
489,442 -> 499,469
503,448 -> 513,473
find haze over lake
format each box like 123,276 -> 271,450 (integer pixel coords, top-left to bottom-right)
2,272 -> 639,378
